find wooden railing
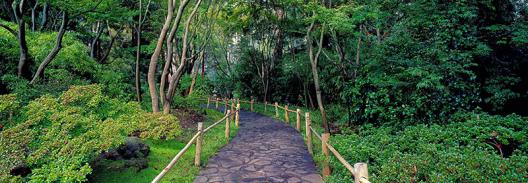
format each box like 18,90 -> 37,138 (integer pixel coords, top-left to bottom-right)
211,97 -> 371,183
157,97 -> 370,183
151,105 -> 239,183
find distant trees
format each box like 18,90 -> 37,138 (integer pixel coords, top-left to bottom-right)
213,0 -> 527,131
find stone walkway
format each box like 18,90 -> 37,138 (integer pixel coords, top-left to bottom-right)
194,108 -> 323,183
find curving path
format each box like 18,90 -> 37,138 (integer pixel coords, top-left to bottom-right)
194,108 -> 323,183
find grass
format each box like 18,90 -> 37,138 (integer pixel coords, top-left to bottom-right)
90,108 -> 238,183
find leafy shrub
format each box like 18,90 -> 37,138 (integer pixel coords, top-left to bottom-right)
327,112 -> 528,182
0,20 -> 20,77
1,74 -> 88,105
0,94 -> 19,128
0,84 -> 181,182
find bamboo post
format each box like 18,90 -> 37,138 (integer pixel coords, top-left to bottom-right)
305,112 -> 313,155
250,99 -> 254,112
235,104 -> 240,127
284,105 -> 290,123
296,109 -> 301,131
275,102 -> 279,117
224,99 -> 228,114
194,122 -> 203,166
353,163 -> 369,183
230,99 -> 235,121
215,98 -> 219,109
225,110 -> 231,141
322,133 -> 331,177
207,97 -> 210,108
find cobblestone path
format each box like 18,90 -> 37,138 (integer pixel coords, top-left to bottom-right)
194,109 -> 323,183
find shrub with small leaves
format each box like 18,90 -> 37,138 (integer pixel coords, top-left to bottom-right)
0,84 -> 181,182
327,112 -> 528,182
0,94 -> 19,128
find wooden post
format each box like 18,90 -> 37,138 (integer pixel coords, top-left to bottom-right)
224,99 -> 228,114
230,99 -> 235,121
275,102 -> 279,117
322,133 -> 331,178
194,122 -> 203,166
235,104 -> 240,127
296,109 -> 301,131
207,97 -> 210,108
284,105 -> 290,123
215,98 -> 219,109
305,112 -> 313,155
353,163 -> 369,183
225,110 -> 231,141
250,99 -> 254,112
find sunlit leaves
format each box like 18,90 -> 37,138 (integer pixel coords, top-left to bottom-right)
0,84 -> 182,182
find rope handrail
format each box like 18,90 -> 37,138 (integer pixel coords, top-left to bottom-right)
286,109 -> 297,113
204,97 -> 370,183
204,112 -> 232,133
152,132 -> 201,183
310,126 -> 322,141
152,108 -> 239,183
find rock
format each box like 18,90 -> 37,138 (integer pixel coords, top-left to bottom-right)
96,137 -> 151,171
10,164 -> 31,177
117,137 -> 150,159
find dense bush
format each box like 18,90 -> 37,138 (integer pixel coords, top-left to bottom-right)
0,84 -> 181,182
327,112 -> 528,182
0,94 -> 19,129
0,21 -> 20,77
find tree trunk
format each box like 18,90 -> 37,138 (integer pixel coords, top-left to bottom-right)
31,1 -> 38,32
354,27 -> 362,79
135,0 -> 143,102
306,20 -> 330,133
11,1 -> 31,78
148,0 -> 174,112
135,24 -> 142,102
39,2 -> 47,31
30,11 -> 68,84
98,33 -> 117,64
90,22 -> 103,59
188,51 -> 204,95
159,0 -> 191,108
17,19 -> 30,78
307,83 -> 315,108
163,0 -> 202,114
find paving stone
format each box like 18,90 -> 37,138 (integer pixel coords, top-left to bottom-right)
194,107 -> 323,183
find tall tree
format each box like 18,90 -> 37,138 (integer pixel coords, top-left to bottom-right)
306,19 -> 329,133
148,0 -> 175,112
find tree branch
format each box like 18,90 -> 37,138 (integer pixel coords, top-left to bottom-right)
0,22 -> 17,37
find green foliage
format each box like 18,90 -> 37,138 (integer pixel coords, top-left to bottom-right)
0,20 -> 19,76
0,24 -> 134,102
345,0 -> 489,126
0,84 -> 181,182
172,74 -> 212,109
90,108 -> 236,183
327,112 -> 528,182
0,94 -> 19,129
